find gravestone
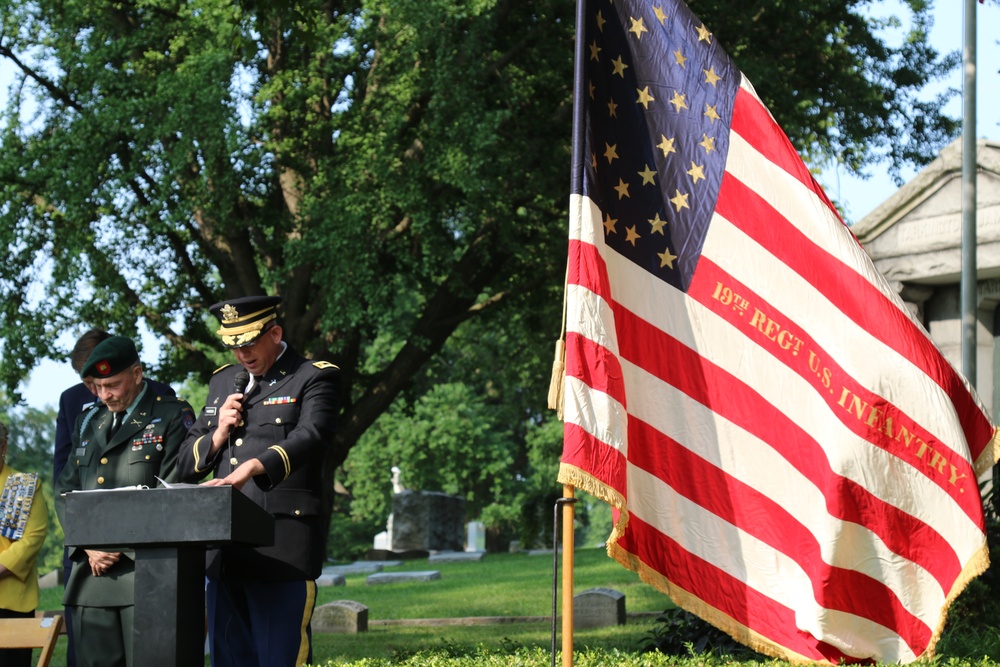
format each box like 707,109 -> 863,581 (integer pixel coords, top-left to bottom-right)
366,571 -> 441,585
429,551 -> 485,563
573,587 -> 626,629
390,490 -> 465,552
322,562 -> 385,576
373,531 -> 390,550
312,600 -> 369,633
316,573 -> 346,587
466,521 -> 486,552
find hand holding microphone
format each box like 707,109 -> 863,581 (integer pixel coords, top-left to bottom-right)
210,370 -> 251,453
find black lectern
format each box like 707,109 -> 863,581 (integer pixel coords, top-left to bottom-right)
63,486 -> 274,667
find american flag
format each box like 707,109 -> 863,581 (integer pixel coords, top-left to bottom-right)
557,0 -> 999,662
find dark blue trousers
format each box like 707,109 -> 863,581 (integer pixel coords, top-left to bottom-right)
206,577 -> 316,667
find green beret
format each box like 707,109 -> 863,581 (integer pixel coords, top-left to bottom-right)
81,335 -> 139,379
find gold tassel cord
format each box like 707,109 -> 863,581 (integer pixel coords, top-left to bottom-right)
547,339 -> 566,418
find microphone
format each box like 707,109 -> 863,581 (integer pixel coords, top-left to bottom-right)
233,370 -> 250,397
227,371 -> 251,453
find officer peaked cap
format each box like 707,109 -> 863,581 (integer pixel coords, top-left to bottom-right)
209,295 -> 282,348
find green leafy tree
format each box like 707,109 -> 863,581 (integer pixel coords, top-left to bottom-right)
0,0 -> 963,550
2,400 -> 64,576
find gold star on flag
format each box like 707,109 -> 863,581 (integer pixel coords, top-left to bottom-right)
589,40 -> 601,61
657,135 -> 676,157
596,10 -> 606,32
648,213 -> 668,235
591,152 -> 598,168
669,91 -> 687,112
604,143 -> 619,163
704,66 -> 722,87
612,56 -> 628,78
674,49 -> 687,68
687,161 -> 706,184
704,104 -> 720,123
658,248 -> 678,269
670,189 -> 689,211
629,16 -> 648,39
653,5 -> 668,24
696,23 -> 712,43
625,225 -> 641,246
638,164 -> 657,185
636,86 -> 655,109
699,134 -> 716,153
608,99 -> 618,117
588,81 -> 595,99
614,179 -> 631,199
603,214 -> 618,235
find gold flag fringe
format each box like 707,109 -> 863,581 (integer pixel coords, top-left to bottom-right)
558,461 -> 989,664
926,539 -> 991,659
973,426 -> 1000,478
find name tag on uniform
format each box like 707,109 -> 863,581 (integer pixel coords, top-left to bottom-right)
204,407 -> 218,416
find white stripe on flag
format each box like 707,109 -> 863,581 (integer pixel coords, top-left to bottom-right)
626,464 -> 919,663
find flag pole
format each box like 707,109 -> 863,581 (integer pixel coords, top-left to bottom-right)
562,485 -> 576,667
960,0 -> 977,383
558,0 -> 587,658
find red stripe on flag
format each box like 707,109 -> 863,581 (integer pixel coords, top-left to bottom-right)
564,331 -> 627,407
610,301 -> 962,590
730,88 -> 844,226
616,514 -> 860,663
627,416 -> 932,652
715,173 -> 993,461
689,259 -> 982,525
561,420 -> 627,496
568,238 -> 611,303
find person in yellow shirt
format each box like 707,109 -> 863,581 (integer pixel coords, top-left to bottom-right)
0,419 -> 49,667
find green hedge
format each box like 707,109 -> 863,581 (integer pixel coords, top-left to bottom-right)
309,647 -> 784,667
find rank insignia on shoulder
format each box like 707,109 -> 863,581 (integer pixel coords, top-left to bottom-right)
313,361 -> 339,370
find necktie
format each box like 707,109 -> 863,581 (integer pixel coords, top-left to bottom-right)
109,412 -> 124,438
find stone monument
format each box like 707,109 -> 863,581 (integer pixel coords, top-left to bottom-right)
390,490 -> 466,552
852,137 -> 1000,417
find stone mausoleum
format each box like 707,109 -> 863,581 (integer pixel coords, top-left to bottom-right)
852,137 -> 1000,417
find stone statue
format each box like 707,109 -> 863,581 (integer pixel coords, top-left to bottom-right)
391,466 -> 406,494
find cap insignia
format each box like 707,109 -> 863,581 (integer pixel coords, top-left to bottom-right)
221,304 -> 240,323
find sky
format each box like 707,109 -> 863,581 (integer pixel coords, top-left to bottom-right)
8,0 -> 1000,410
816,0 -> 1000,224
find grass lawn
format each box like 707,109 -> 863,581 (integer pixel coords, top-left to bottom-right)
35,547 -> 669,665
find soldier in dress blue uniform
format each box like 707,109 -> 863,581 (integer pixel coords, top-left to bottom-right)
178,295 -> 340,667
56,336 -> 195,667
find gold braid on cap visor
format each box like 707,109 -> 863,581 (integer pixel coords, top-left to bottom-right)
217,310 -> 277,347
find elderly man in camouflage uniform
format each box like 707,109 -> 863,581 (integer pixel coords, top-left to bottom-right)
56,335 -> 194,667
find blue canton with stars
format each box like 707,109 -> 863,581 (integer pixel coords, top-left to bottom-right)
579,0 -> 740,292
